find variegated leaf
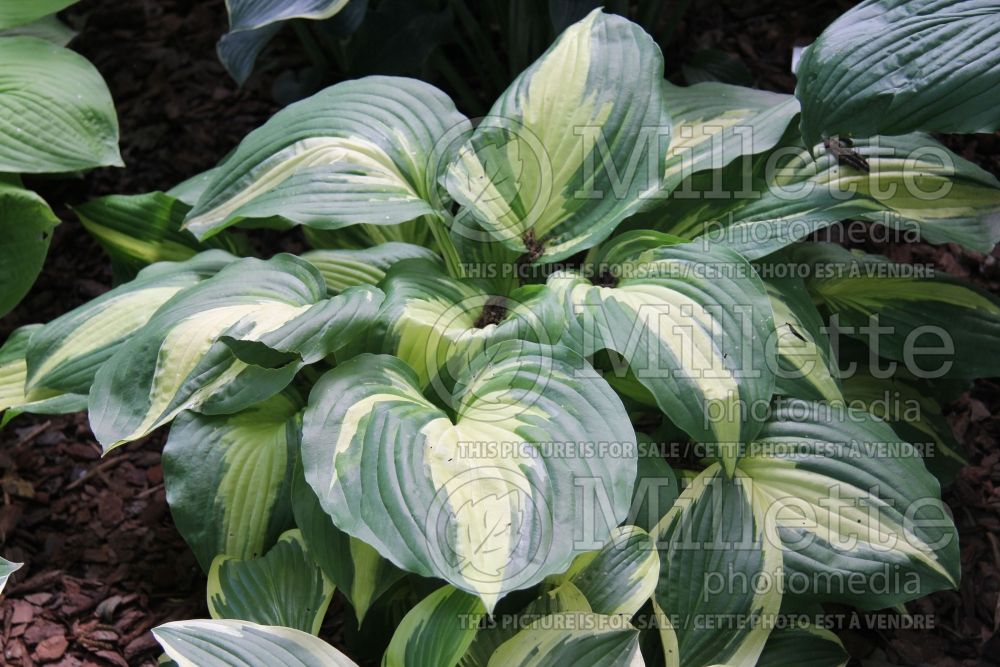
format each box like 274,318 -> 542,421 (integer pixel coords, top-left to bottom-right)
163,391 -> 301,570
73,192 -> 247,280
302,340 -> 637,611
153,619 -> 359,667
550,525 -> 659,618
548,232 -> 776,472
27,251 -> 236,396
301,243 -> 440,294
791,243 -> 1000,378
765,277 -> 842,403
0,326 -> 86,427
487,612 -> 644,667
291,461 -> 404,625
757,623 -> 848,667
363,258 -> 565,387
184,77 -> 470,238
663,81 -> 799,186
383,585 -> 484,667
460,581 -> 593,667
652,464 -> 784,667
88,254 -> 382,449
207,529 -> 334,635
841,371 -> 967,486
738,398 -> 960,608
445,9 -> 671,263
685,133 -> 1000,258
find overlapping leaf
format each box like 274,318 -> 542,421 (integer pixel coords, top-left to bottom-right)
74,192 -> 247,280
291,462 -> 405,625
653,464 -> 784,667
208,529 -> 334,634
88,254 -> 382,449
301,340 -> 637,611
790,243 -> 1000,378
445,9 -> 671,262
26,251 -> 235,396
184,77 -> 470,239
550,525 -> 659,618
765,277 -> 842,402
654,133 -> 1000,258
548,233 -> 776,470
383,585 -> 485,667
662,81 -> 799,186
163,391 -> 301,570
301,243 -> 440,294
364,258 -> 565,386
739,398 -> 960,608
487,612 -> 645,667
0,326 -> 86,427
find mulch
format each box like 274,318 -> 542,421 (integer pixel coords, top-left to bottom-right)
1,0 -> 999,665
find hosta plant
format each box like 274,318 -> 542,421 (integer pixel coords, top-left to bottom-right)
4,2 -> 1000,665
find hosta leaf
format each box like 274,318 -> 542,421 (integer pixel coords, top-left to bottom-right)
0,36 -> 120,172
628,452 -> 679,532
460,582 -> 593,667
0,15 -> 76,46
184,77 -> 470,239
487,612 -> 644,667
738,398 -> 960,608
89,254 -> 382,449
207,529 -> 334,634
364,258 -> 565,387
153,619 -> 359,667
0,183 -> 59,317
27,251 -> 235,396
757,623 -> 848,667
548,233 -> 776,471
74,192 -> 248,281
663,81 -> 799,185
291,462 -> 405,625
0,326 -> 86,427
652,464 -> 784,667
765,277 -> 842,402
796,0 -> 1000,146
0,1 -> 76,30
301,340 -> 637,611
301,243 -> 440,294
663,133 -> 1000,258
841,371 -> 967,486
792,243 -> 1000,378
218,1 -> 350,84
0,556 -> 21,594
550,526 -> 658,618
445,9 -> 670,263
163,391 -> 301,571
383,585 -> 484,667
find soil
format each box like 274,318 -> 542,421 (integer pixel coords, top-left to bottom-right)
1,1 -> 998,665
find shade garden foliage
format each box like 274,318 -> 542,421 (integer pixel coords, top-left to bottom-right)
3,1 -> 1000,665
